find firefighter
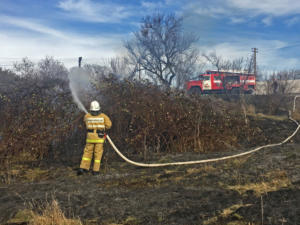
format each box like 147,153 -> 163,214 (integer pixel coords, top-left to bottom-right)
77,101 -> 112,176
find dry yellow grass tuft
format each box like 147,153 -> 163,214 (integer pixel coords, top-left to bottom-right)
226,170 -> 291,196
255,113 -> 287,121
186,165 -> 217,174
29,200 -> 82,225
6,200 -> 83,225
24,168 -> 49,182
203,204 -> 253,225
291,111 -> 300,120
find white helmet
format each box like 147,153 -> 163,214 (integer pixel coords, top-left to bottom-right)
90,100 -> 100,111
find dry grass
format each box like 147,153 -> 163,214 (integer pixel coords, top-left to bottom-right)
291,111 -> 300,120
226,170 -> 291,196
30,200 -> 82,225
1,164 -> 51,184
186,165 -> 217,174
6,200 -> 83,225
224,157 -> 249,169
203,204 -> 254,225
24,168 -> 49,182
254,113 -> 287,121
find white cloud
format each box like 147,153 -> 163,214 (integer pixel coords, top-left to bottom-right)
286,16 -> 300,26
193,6 -> 229,18
186,0 -> 300,26
200,39 -> 300,71
262,16 -> 272,26
0,16 -> 123,68
0,15 -> 67,39
228,0 -> 300,16
57,0 -> 132,23
141,1 -> 164,10
0,31 -> 120,68
230,17 -> 246,24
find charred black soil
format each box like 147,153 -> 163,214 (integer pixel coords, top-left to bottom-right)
1,116 -> 300,225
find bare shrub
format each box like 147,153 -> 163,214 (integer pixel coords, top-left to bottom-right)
0,62 -> 84,164
13,57 -> 36,77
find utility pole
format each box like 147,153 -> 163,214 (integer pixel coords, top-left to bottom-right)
252,48 -> 258,77
138,61 -> 141,80
78,56 -> 82,68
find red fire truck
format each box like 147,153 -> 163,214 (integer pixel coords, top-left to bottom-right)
186,70 -> 256,94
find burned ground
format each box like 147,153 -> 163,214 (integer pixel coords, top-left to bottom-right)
0,116 -> 299,225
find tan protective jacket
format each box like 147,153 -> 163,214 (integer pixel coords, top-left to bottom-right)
84,113 -> 112,143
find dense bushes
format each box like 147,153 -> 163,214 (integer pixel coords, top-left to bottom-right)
0,67 -> 84,163
0,67 -> 293,164
98,76 -> 248,157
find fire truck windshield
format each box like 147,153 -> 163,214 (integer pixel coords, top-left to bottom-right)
191,75 -> 211,81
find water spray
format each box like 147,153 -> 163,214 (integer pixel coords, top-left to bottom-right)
68,67 -> 89,114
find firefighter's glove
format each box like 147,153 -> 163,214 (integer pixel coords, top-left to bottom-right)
97,130 -> 105,138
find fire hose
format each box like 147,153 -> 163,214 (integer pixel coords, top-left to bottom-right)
106,95 -> 300,167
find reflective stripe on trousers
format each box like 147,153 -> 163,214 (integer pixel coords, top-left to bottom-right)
82,157 -> 91,161
86,139 -> 105,143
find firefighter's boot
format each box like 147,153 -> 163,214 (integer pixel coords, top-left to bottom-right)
92,171 -> 100,176
77,168 -> 89,176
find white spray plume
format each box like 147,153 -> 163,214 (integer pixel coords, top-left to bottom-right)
68,67 -> 90,114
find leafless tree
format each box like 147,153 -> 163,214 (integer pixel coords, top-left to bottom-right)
13,57 -> 68,93
13,57 -> 36,77
84,57 -> 137,81
125,12 -> 199,88
84,64 -> 110,80
261,70 -> 299,95
38,56 -> 68,81
202,52 -> 218,71
109,57 -> 132,77
276,70 -> 298,94
13,56 -> 68,82
202,52 -> 251,72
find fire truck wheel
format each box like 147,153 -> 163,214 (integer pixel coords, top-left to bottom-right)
189,87 -> 202,95
231,88 -> 240,95
248,88 -> 255,95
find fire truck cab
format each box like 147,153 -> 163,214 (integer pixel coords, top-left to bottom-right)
187,70 -> 256,94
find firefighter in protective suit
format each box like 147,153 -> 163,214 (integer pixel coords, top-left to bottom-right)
77,101 -> 112,176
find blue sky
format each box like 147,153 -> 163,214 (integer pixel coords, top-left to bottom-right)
0,0 -> 300,71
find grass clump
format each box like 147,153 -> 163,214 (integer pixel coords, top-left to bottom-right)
7,199 -> 83,225
226,170 -> 291,196
29,200 -> 82,225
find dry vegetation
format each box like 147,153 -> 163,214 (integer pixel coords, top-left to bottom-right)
29,200 -> 82,225
0,64 -> 299,225
6,200 -> 82,225
0,66 -> 295,166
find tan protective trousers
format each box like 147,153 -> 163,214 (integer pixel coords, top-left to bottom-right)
80,143 -> 104,172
